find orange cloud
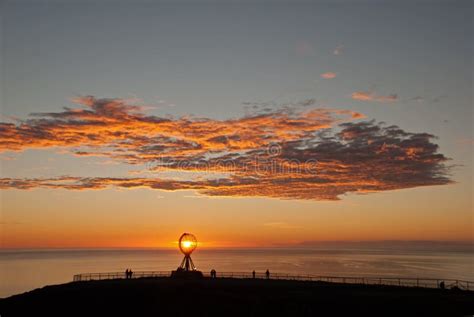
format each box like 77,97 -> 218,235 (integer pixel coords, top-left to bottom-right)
0,97 -> 360,160
321,72 -> 337,79
351,91 -> 398,103
0,97 -> 451,200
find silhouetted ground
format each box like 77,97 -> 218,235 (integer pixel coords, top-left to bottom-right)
1,277 -> 473,316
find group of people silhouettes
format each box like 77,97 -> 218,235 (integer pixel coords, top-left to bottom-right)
125,269 -> 133,279
124,268 -> 270,279
210,269 -> 270,279
125,268 -> 270,279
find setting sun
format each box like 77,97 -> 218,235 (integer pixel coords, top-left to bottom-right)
178,233 -> 198,256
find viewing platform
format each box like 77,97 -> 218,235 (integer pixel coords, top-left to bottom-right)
72,270 -> 472,291
4,270 -> 473,316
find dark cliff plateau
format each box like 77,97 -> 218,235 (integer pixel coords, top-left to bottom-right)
1,277 -> 473,317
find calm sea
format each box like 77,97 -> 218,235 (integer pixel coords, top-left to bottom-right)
1,243 -> 473,298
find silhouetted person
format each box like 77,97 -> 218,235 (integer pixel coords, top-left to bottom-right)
252,270 -> 256,279
129,269 -> 133,279
125,269 -> 129,279
210,269 -> 216,278
440,281 -> 445,289
265,269 -> 270,279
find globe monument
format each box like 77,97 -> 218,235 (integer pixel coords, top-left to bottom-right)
171,233 -> 203,278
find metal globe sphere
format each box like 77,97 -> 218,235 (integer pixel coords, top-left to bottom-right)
178,233 -> 197,255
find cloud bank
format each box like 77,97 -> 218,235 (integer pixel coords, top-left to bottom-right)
0,96 -> 451,200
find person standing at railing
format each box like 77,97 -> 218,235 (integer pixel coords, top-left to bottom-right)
265,269 -> 270,279
125,269 -> 129,279
252,270 -> 256,279
129,269 -> 133,279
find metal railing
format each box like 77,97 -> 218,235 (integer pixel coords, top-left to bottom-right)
73,271 -> 170,281
72,270 -> 472,291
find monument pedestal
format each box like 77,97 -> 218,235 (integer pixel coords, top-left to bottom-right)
171,268 -> 204,279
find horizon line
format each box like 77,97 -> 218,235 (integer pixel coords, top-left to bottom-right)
2,239 -> 473,251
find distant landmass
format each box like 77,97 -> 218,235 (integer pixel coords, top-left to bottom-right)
1,277 -> 473,316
